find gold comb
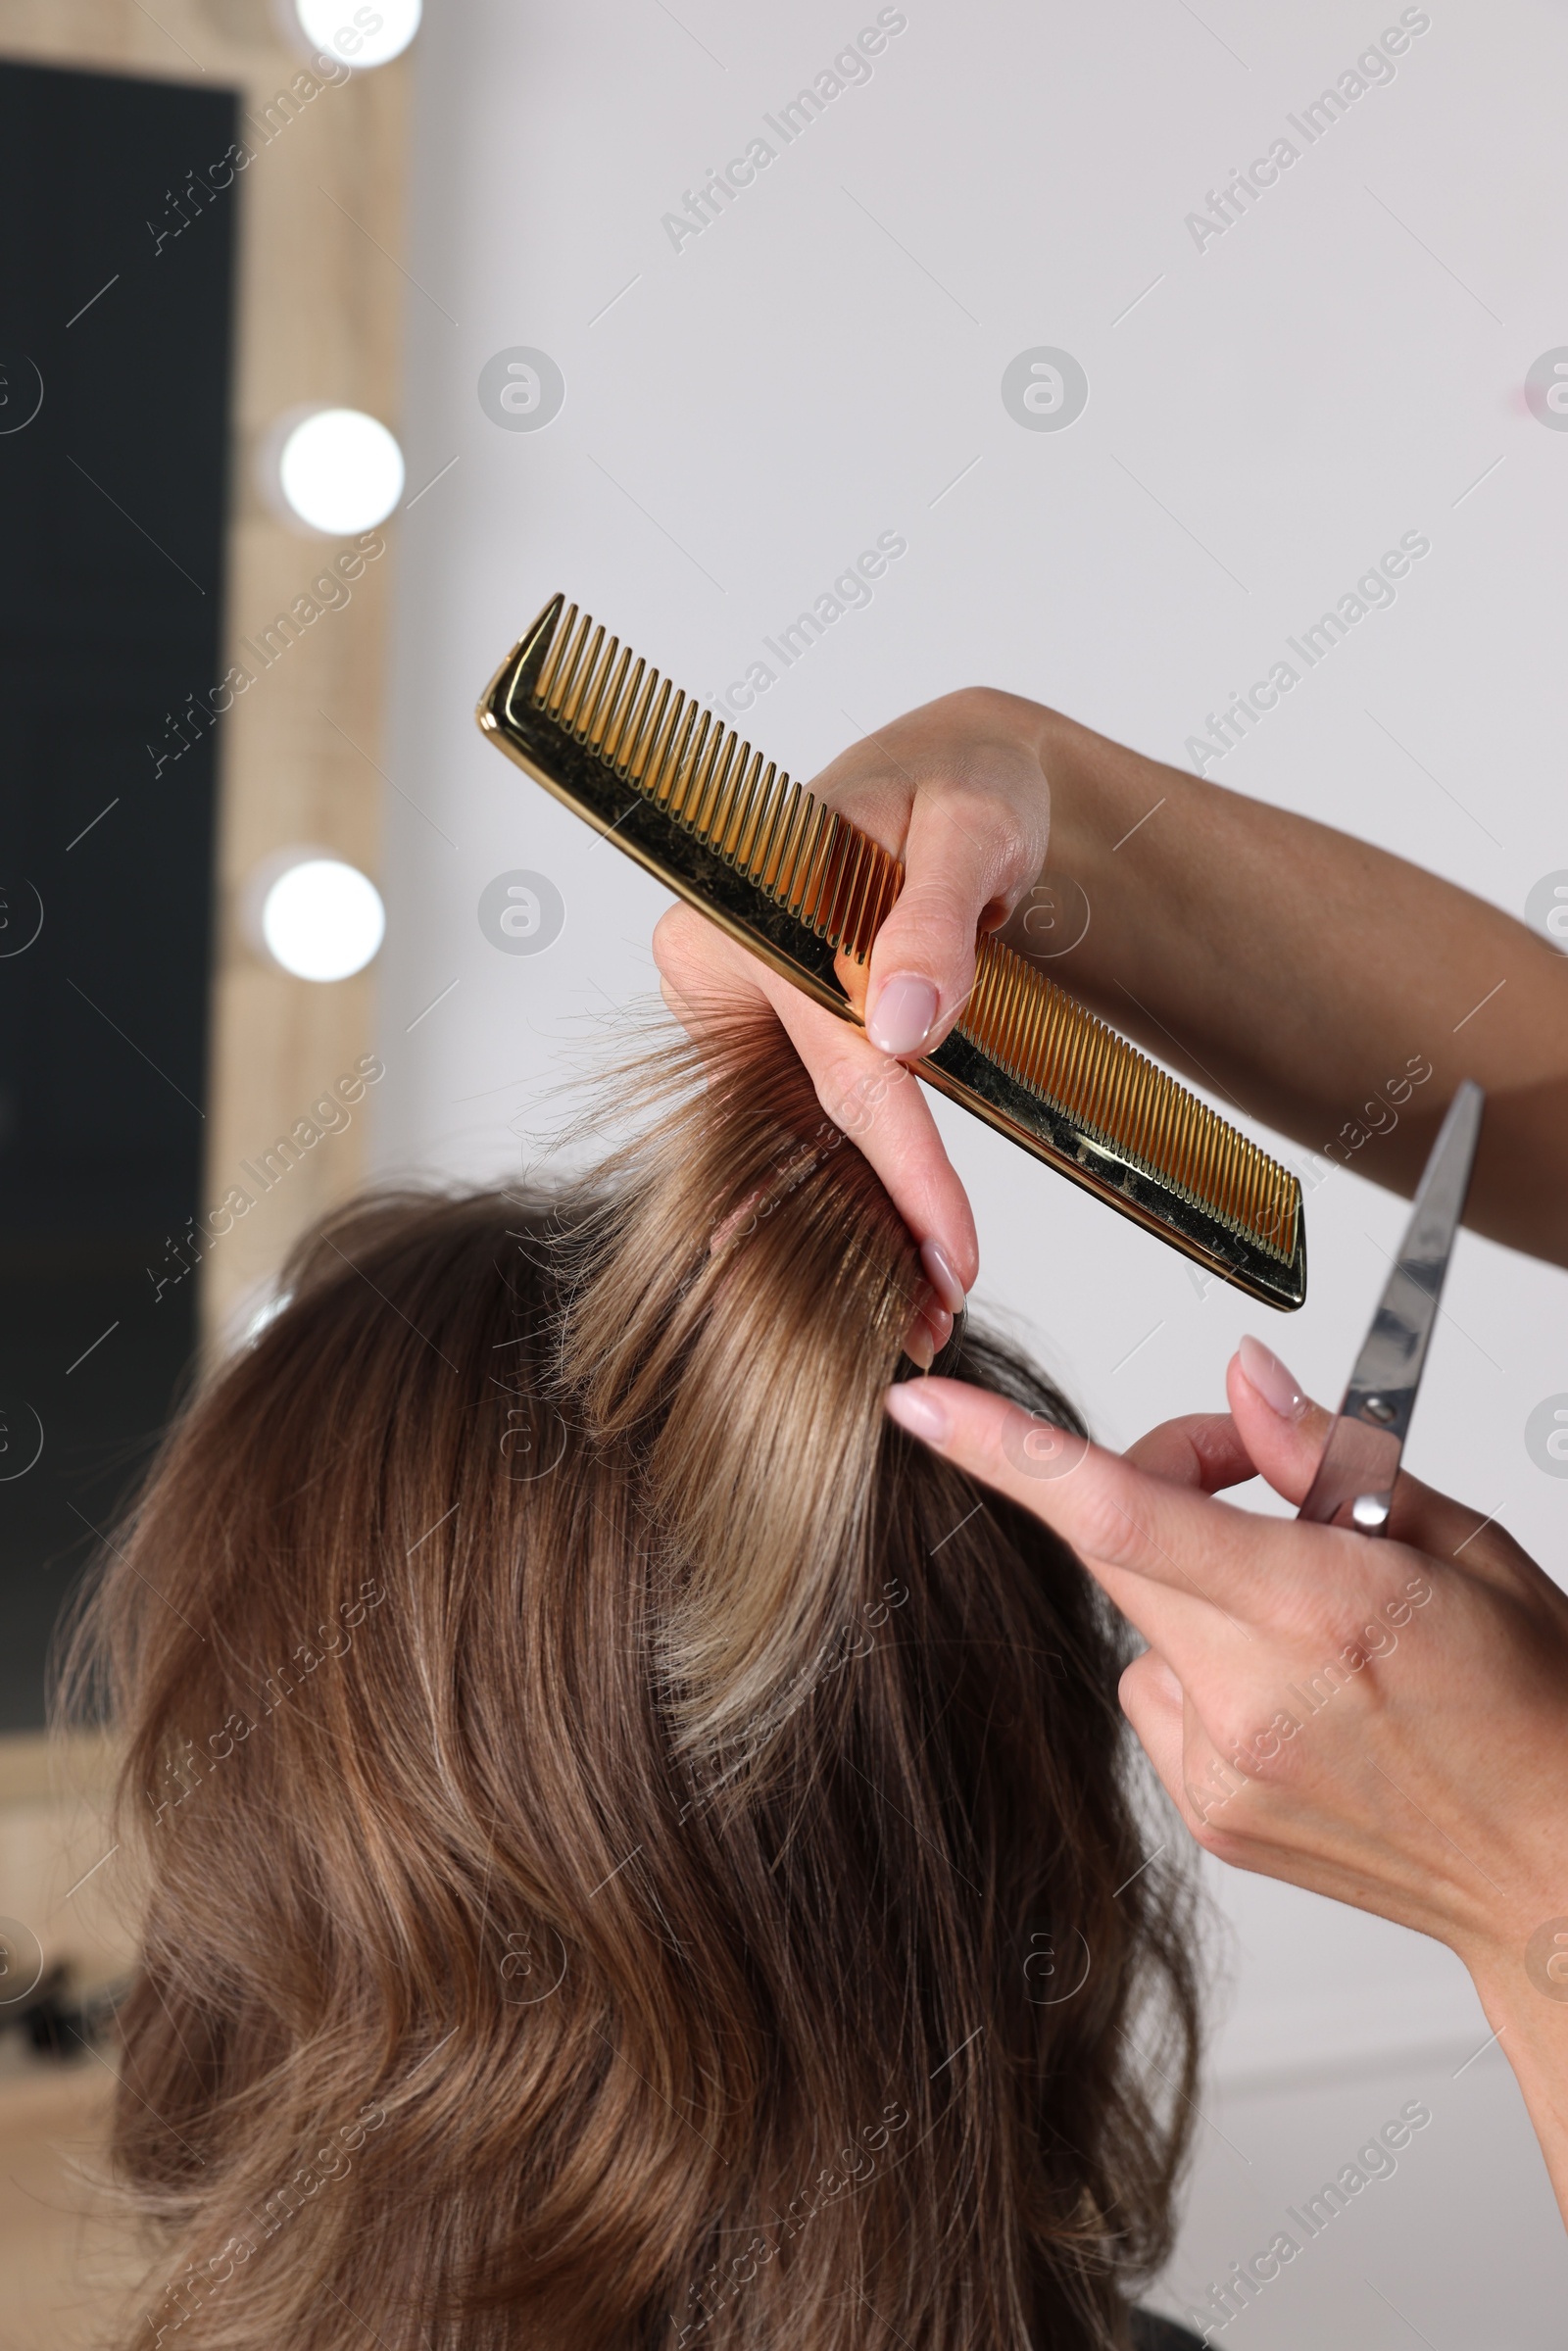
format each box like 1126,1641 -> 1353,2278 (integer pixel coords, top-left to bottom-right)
476,596 -> 1305,1309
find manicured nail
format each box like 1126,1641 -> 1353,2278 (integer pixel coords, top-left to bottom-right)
884,1381 -> 950,1444
903,1289 -> 953,1367
1238,1333 -> 1307,1421
920,1237 -> 967,1315
867,973 -> 939,1057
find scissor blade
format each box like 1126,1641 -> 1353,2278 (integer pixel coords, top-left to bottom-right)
1298,1079 -> 1484,1531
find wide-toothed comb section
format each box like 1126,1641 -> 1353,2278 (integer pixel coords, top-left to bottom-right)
959,937 -> 1298,1262
528,608 -> 900,963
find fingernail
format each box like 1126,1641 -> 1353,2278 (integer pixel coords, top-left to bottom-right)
903,1293 -> 953,1367
884,1381 -> 950,1444
867,973 -> 939,1057
1238,1333 -> 1308,1421
920,1237 -> 967,1315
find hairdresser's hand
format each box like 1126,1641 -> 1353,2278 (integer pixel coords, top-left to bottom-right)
882,1345 -> 1568,2220
808,687 -> 1054,1060
885,1343 -> 1568,1956
653,688 -> 1054,1323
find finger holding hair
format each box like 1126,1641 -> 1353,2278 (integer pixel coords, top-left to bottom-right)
653,905 -> 975,1346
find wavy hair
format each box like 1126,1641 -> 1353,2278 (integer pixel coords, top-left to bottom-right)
65,1014 -> 1200,2350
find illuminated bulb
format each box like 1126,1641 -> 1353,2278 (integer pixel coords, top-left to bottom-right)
257,857 -> 385,982
290,0 -> 421,68
269,407 -> 405,536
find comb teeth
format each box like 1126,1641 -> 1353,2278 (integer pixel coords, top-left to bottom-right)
499,600 -> 1300,1276
535,604 -> 903,962
960,938 -> 1298,1260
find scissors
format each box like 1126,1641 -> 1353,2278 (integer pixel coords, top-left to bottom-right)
1298,1079 -> 1485,1536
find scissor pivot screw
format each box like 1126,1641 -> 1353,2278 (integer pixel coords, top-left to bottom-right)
1363,1396 -> 1396,1424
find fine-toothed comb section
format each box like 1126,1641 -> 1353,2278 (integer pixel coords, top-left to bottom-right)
959,942 -> 1298,1263
477,595 -> 1305,1306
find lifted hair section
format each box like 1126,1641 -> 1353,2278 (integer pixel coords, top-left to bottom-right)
564,1010 -> 928,1768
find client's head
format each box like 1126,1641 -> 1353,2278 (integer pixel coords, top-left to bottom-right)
70,1015 -> 1199,2350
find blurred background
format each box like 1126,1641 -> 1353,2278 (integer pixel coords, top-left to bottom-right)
2,0 -> 1566,2342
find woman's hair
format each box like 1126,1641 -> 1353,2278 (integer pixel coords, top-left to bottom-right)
66,1015 -> 1200,2351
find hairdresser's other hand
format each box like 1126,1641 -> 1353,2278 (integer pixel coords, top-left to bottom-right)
885,1344 -> 1568,1953
653,690 -> 1054,1312
882,1348 -> 1568,2220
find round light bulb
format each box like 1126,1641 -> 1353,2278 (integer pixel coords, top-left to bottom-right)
292,0 -> 420,68
272,407 -> 404,535
259,857 -> 384,981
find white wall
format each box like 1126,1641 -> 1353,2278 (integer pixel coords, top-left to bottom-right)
373,1 -> 1568,2337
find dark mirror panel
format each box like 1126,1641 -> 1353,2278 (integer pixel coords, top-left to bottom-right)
0,61 -> 237,1730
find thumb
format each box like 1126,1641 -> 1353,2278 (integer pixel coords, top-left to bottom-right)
1225,1334 -> 1336,1507
863,794 -> 1043,1058
1228,1337 -> 1510,1570
1123,1411 -> 1257,1494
